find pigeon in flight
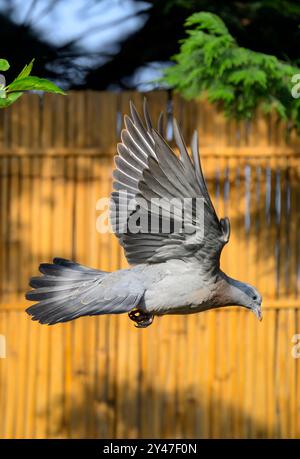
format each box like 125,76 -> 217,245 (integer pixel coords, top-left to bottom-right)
26,100 -> 262,327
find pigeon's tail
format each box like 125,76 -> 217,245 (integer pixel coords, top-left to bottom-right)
25,258 -> 142,325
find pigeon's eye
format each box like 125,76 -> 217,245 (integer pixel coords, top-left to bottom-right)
252,295 -> 257,301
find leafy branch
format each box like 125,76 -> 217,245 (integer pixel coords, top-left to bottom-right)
162,12 -> 300,134
0,58 -> 66,109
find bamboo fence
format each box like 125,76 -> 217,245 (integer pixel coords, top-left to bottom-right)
0,91 -> 299,438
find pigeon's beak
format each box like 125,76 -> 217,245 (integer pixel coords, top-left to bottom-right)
253,302 -> 263,321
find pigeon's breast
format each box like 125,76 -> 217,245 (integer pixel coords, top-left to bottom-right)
141,260 -> 217,314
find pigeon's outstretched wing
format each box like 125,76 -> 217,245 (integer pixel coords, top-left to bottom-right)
110,100 -> 230,270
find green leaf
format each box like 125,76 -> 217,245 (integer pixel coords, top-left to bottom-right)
0,91 -> 23,108
0,59 -> 10,71
7,76 -> 66,95
228,68 -> 267,89
185,12 -> 229,36
207,83 -> 235,103
14,59 -> 35,81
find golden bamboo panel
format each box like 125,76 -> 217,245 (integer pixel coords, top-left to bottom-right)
0,92 -> 299,439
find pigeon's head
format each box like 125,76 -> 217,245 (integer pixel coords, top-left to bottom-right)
225,276 -> 263,320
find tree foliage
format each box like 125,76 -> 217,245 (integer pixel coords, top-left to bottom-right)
0,0 -> 300,90
82,0 -> 300,90
1,1 -> 300,90
163,12 -> 300,133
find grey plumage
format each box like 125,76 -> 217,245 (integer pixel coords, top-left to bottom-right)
26,100 -> 262,326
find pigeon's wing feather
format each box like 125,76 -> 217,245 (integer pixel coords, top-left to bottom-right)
110,100 -> 230,269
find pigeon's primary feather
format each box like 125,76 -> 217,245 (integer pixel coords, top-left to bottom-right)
26,100 -> 262,326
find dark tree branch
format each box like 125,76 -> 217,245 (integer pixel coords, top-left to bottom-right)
58,9 -> 148,50
30,0 -> 62,25
23,0 -> 40,26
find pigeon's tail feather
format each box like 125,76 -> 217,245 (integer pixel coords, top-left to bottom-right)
25,258 -> 141,325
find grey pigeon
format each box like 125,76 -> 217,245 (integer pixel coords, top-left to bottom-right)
26,100 -> 262,327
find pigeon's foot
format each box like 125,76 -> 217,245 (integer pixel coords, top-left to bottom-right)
128,308 -> 154,328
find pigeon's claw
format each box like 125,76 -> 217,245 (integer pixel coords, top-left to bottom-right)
128,308 -> 154,328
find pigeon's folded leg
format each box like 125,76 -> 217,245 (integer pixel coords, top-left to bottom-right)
128,308 -> 154,328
